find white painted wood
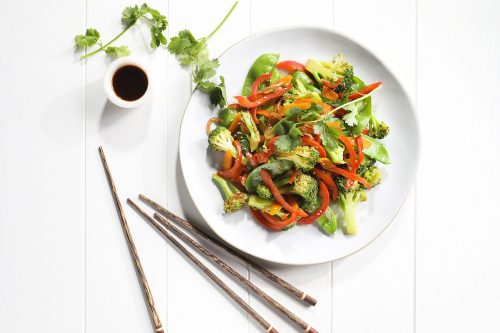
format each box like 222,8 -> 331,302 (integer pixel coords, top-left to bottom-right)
0,0 -> 85,332
84,1 -> 168,332
332,1 -> 416,332
416,1 -> 500,332
4,1 -> 500,333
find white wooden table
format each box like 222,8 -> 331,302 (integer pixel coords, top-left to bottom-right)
1,0 -> 499,332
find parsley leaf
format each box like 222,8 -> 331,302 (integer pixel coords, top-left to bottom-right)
275,124 -> 302,152
198,76 -> 227,108
167,2 -> 238,109
104,46 -> 131,57
76,3 -> 167,59
313,119 -> 344,164
168,30 -> 209,66
193,58 -> 220,84
75,28 -> 101,48
342,100 -> 365,126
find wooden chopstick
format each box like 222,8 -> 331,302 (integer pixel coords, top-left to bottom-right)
149,209 -> 319,333
138,194 -> 317,306
127,199 -> 278,333
98,147 -> 165,333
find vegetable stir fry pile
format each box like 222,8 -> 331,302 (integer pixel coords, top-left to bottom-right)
208,53 -> 390,235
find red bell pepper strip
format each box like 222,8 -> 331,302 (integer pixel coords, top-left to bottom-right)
259,169 -> 307,217
250,107 -> 259,124
339,135 -> 357,171
218,140 -> 243,179
301,136 -> 326,158
250,209 -> 283,231
253,136 -> 279,164
288,170 -> 300,184
298,181 -> 330,225
312,167 -> 338,200
251,209 -> 296,231
348,81 -> 382,100
355,135 -> 364,170
250,72 -> 272,97
317,158 -> 371,189
235,84 -> 292,108
276,60 -> 305,72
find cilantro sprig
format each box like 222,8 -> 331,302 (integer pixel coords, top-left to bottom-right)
167,1 -> 239,107
75,3 -> 167,59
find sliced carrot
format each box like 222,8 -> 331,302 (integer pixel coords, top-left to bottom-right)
228,113 -> 241,133
221,150 -> 233,170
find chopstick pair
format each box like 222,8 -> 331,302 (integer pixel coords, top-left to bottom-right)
99,147 -> 318,332
129,199 -> 318,333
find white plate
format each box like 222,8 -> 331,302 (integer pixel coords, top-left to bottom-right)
179,27 -> 420,265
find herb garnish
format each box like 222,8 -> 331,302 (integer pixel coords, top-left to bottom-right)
75,3 -> 167,59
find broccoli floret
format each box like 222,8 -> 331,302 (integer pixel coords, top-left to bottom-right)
305,55 -> 353,87
240,111 -> 260,152
234,132 -> 250,155
338,184 -> 368,235
248,195 -> 286,219
334,66 -> 354,93
256,184 -> 273,200
297,192 -> 337,234
281,173 -> 318,202
208,126 -> 237,157
301,195 -> 320,214
277,146 -> 319,172
362,165 -> 382,187
368,114 -> 390,139
356,156 -> 376,175
212,174 -> 248,213
248,195 -> 273,210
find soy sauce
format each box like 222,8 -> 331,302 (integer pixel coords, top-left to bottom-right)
112,65 -> 148,101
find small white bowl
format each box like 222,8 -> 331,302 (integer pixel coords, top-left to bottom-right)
103,57 -> 151,109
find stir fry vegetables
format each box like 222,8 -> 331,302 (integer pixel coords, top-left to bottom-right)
207,53 -> 390,235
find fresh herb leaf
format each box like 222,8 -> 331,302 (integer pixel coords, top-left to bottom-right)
342,100 -> 365,126
75,28 -> 101,48
313,119 -> 344,163
275,124 -> 302,152
104,45 -> 131,57
167,1 -> 238,108
168,30 -> 209,66
193,58 -> 220,84
198,76 -> 227,108
76,3 -> 167,59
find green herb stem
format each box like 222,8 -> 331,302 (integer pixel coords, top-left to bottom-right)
80,24 -> 133,60
206,1 -> 239,40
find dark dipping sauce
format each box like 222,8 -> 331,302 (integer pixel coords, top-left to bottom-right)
112,65 -> 148,101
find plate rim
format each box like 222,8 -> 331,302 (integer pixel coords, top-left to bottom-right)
178,25 -> 422,265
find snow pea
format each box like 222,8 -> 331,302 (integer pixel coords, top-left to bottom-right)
218,107 -> 237,128
362,134 -> 391,164
242,53 -> 280,96
352,76 -> 372,135
245,159 -> 294,192
317,207 -> 337,235
292,71 -> 320,94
